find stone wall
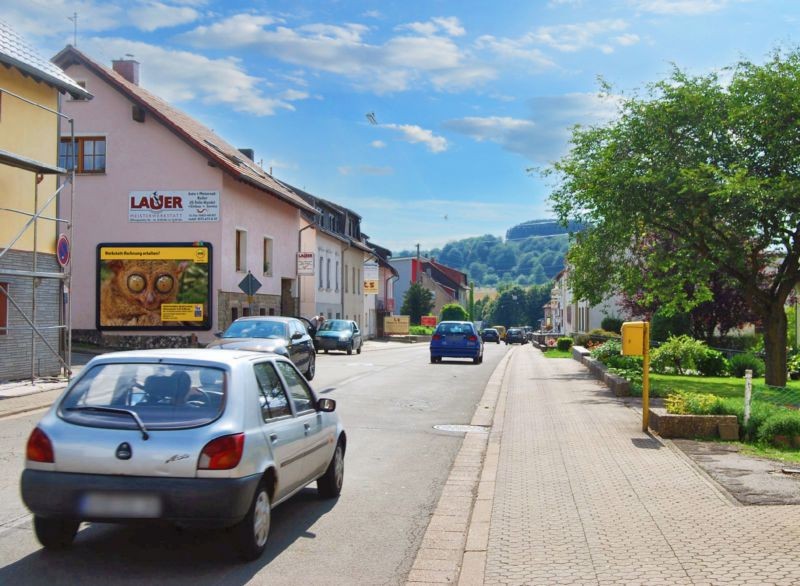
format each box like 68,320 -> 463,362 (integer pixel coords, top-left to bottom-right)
217,290 -> 285,332
0,250 -> 63,381
571,345 -> 631,397
72,329 -> 200,350
649,407 -> 739,439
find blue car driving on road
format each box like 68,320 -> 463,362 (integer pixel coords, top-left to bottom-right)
430,321 -> 484,364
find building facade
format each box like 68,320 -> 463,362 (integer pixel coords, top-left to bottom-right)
52,47 -> 315,346
0,24 -> 90,380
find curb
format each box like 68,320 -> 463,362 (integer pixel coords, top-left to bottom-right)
405,348 -> 514,585
0,387 -> 64,419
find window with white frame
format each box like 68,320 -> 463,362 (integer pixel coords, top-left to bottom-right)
326,258 -> 331,289
335,261 -> 339,291
262,237 -> 273,276
235,229 -> 247,272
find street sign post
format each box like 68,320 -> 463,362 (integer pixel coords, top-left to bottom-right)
56,233 -> 70,267
238,271 -> 262,297
622,321 -> 650,432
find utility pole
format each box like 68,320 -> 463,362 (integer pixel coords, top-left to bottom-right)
67,12 -> 78,46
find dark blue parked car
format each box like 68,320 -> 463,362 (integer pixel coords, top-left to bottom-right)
430,321 -> 484,364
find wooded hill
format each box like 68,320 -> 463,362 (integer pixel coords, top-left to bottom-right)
394,219 -> 577,286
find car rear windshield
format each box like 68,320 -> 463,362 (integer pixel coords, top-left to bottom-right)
58,362 -> 226,430
437,323 -> 474,335
223,320 -> 286,339
319,320 -> 350,332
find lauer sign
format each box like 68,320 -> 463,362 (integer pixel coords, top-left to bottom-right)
129,190 -> 220,223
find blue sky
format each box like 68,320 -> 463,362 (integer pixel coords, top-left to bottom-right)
5,0 -> 800,251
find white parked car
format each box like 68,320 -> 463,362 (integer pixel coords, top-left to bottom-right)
20,348 -> 346,561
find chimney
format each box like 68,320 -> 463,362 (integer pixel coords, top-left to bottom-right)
112,57 -> 140,85
238,148 -> 254,161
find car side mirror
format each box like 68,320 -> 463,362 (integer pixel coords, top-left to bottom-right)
214,331 -> 223,338
317,397 -> 336,412
291,332 -> 304,340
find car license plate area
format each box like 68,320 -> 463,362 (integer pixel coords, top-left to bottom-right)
80,492 -> 162,518
444,335 -> 463,345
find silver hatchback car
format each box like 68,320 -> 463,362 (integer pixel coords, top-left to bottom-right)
20,348 -> 346,561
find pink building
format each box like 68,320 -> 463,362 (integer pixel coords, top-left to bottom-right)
53,46 -> 315,345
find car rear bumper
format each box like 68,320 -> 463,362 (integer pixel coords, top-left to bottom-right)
21,469 -> 262,527
430,345 -> 482,359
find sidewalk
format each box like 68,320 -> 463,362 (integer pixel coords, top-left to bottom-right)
412,347 -> 800,585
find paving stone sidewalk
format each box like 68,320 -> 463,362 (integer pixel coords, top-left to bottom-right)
479,348 -> 800,585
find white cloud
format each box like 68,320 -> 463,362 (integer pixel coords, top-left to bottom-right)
615,33 -> 641,46
181,13 -> 494,94
630,0 -> 729,14
530,19 -> 630,53
362,10 -> 382,19
128,2 -> 200,32
380,123 -> 449,153
444,93 -> 621,163
370,140 -> 386,148
398,16 -> 465,38
475,35 -> 557,69
81,37 -> 307,116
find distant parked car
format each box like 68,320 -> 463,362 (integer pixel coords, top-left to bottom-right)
491,325 -> 507,341
481,328 -> 500,343
315,320 -> 363,355
207,316 -> 316,380
430,321 -> 484,364
505,328 -> 526,345
20,348 -> 346,561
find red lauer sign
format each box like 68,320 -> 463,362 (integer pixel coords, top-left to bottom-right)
129,190 -> 219,223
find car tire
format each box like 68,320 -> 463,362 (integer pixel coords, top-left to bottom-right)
33,516 -> 79,549
346,343 -> 353,356
430,355 -> 437,364
496,340 -> 500,344
304,352 -> 316,381
318,441 -> 345,499
324,349 -> 329,354
234,481 -> 271,562
356,342 -> 362,355
473,356 -> 481,364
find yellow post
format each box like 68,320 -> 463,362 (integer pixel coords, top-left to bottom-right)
642,321 -> 650,432
621,321 -> 651,432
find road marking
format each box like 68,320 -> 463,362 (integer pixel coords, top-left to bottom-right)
0,513 -> 32,537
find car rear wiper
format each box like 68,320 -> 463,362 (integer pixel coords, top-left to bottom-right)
65,406 -> 150,440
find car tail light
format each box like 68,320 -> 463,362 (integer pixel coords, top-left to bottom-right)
198,433 -> 244,470
432,334 -> 442,341
467,335 -> 478,342
26,427 -> 54,463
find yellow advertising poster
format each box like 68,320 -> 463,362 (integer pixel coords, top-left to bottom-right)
384,315 -> 410,335
161,304 -> 205,322
97,242 -> 211,331
363,280 -> 379,294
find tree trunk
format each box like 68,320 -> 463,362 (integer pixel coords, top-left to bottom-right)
763,305 -> 787,387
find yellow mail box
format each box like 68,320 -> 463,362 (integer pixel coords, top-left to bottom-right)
621,321 -> 646,356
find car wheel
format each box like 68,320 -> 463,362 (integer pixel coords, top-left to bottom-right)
496,340 -> 500,344
324,349 -> 329,354
234,481 -> 271,561
33,516 -> 79,549
304,352 -> 316,381
356,341 -> 362,355
318,441 -> 345,499
473,356 -> 481,364
430,355 -> 437,364
346,342 -> 353,356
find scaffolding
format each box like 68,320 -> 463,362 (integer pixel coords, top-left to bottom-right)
0,86 -> 75,381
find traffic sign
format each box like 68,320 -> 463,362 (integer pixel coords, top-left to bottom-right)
238,271 -> 262,296
56,233 -> 70,267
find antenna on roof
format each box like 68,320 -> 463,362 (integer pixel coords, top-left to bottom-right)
125,53 -> 135,60
67,12 -> 78,47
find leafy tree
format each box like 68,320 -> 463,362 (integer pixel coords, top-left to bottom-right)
549,53 -> 800,386
531,264 -> 548,284
441,303 -> 468,321
400,283 -> 434,325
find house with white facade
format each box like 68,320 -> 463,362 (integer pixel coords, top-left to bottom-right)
547,266 -> 624,336
52,47 -> 316,346
390,256 -> 468,318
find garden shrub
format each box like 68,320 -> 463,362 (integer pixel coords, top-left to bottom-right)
650,335 -> 708,375
409,325 -> 434,335
573,333 -> 590,347
788,352 -> 800,373
556,337 -> 573,351
650,308 -> 691,343
665,391 -> 725,415
600,316 -> 624,334
729,352 -> 765,378
710,334 -> 760,353
588,328 -> 620,341
695,348 -> 729,377
757,411 -> 800,445
590,339 -> 622,363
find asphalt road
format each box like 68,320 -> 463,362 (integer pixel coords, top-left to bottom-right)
0,340 -> 510,585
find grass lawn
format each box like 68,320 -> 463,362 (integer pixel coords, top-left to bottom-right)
542,349 -> 573,358
649,373 -> 800,406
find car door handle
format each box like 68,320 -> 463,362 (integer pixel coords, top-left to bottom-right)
304,423 -> 311,434
269,433 -> 278,443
